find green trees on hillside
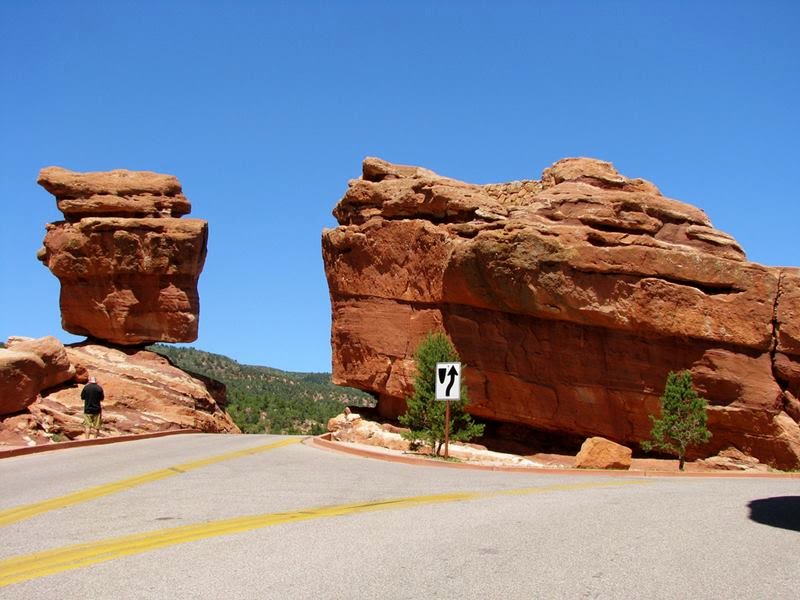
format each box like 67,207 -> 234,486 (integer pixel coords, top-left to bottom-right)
399,332 -> 484,456
643,370 -> 711,470
150,345 -> 374,435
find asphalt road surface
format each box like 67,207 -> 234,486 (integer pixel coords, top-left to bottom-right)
1,434 -> 798,599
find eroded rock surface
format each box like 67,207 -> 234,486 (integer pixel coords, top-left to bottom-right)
0,341 -> 239,448
37,167 -> 207,345
323,157 -> 800,469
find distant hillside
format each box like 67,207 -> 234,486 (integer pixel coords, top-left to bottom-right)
150,345 -> 375,435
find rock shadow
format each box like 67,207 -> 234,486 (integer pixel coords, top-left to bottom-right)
748,496 -> 800,532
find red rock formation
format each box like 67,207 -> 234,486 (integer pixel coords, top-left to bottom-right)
37,167 -> 207,345
0,341 -> 239,448
6,336 -> 76,390
0,350 -> 45,415
323,157 -> 800,469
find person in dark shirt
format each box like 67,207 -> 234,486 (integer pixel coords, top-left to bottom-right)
81,376 -> 104,439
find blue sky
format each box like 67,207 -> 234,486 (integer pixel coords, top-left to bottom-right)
1,1 -> 798,372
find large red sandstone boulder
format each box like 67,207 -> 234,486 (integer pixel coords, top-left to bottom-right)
0,350 -> 45,415
575,437 -> 632,469
0,343 -> 239,447
322,157 -> 800,470
37,167 -> 207,345
6,336 -> 75,390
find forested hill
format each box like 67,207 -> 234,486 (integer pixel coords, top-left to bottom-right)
150,344 -> 375,435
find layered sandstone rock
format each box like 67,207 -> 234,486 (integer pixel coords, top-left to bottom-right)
323,157 -> 800,469
37,167 -> 207,345
0,341 -> 239,447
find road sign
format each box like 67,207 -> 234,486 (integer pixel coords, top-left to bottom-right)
435,362 -> 461,401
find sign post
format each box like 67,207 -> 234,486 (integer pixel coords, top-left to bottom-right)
435,362 -> 461,458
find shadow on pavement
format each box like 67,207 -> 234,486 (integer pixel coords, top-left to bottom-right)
748,496 -> 800,532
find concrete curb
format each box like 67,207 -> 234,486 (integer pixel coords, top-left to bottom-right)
307,435 -> 800,479
0,429 -> 204,460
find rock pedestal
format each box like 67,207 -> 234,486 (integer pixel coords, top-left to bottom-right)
322,157 -> 800,469
0,338 -> 239,447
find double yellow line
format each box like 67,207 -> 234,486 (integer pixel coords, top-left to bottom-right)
0,479 -> 648,587
0,437 -> 303,528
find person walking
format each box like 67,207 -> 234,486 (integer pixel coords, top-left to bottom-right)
81,376 -> 104,439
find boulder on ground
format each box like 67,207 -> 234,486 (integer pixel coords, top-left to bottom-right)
575,437 -> 632,469
697,447 -> 770,472
328,412 -> 411,451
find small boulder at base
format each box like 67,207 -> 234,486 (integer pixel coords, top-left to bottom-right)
575,437 -> 632,470
697,447 -> 770,472
327,412 -> 411,451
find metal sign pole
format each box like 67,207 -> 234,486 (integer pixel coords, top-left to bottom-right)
444,399 -> 450,459
435,361 -> 460,460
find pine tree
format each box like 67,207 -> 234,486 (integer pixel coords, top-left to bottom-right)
399,332 -> 484,456
643,370 -> 712,470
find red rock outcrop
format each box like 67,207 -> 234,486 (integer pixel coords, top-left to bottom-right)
37,167 -> 207,345
0,341 -> 239,448
6,336 -> 76,390
0,350 -> 45,415
323,157 -> 800,469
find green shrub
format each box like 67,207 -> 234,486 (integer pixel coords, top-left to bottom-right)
643,370 -> 712,470
399,332 -> 484,455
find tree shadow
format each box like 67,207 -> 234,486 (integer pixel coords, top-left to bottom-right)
748,496 -> 800,532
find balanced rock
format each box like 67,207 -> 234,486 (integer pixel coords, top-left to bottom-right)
575,437 -> 632,469
37,167 -> 207,345
322,157 -> 800,469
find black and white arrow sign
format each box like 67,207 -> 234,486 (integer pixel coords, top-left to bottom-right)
435,362 -> 461,401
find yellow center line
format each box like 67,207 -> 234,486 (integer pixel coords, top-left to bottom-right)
0,437 -> 303,528
0,479 -> 649,588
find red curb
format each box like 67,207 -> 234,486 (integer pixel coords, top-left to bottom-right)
307,436 -> 800,479
0,429 -> 204,460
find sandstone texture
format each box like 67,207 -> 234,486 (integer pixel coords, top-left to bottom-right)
696,447 -> 770,473
37,167 -> 207,345
328,412 -> 412,451
0,350 -> 45,415
574,437 -> 632,469
0,339 -> 239,448
323,157 -> 800,469
6,336 -> 76,390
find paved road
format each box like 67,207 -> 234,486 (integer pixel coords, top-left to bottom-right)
1,434 -> 798,599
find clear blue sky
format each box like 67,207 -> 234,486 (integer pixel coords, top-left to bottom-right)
1,1 -> 798,372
